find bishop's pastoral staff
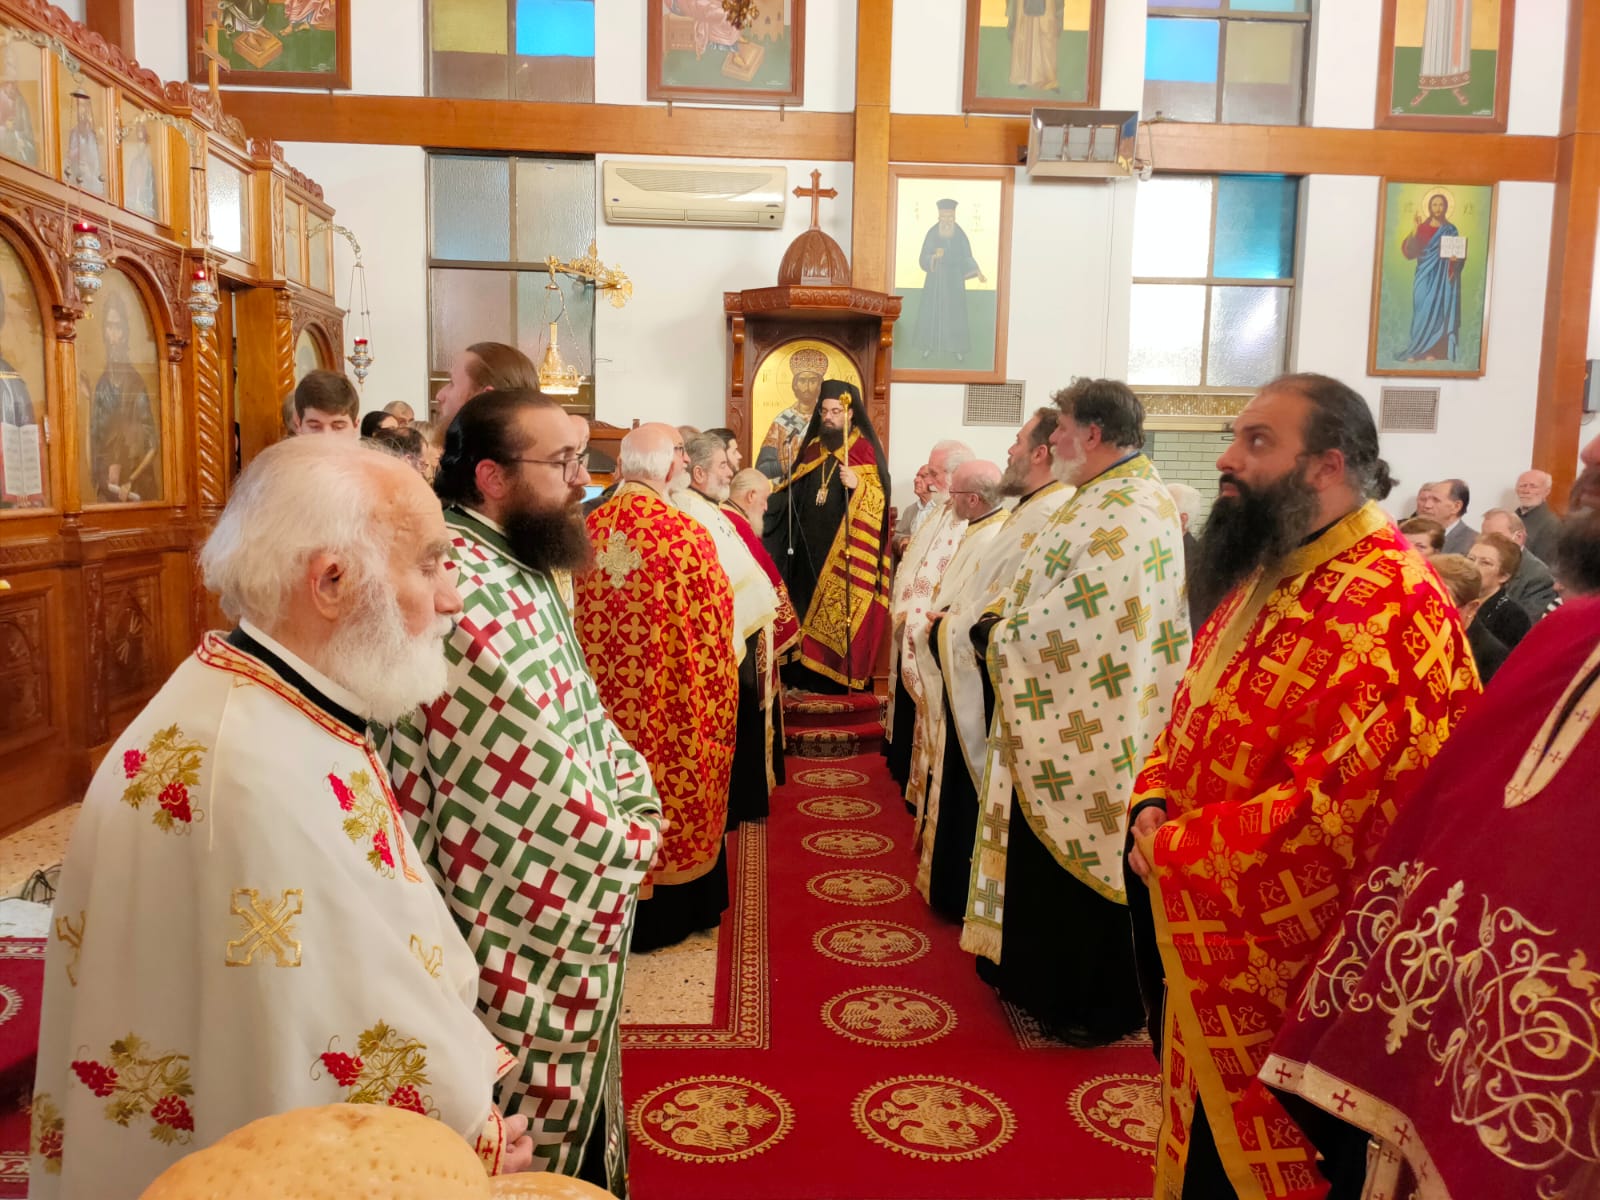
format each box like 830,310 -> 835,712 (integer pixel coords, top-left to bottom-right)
917,410 -> 1072,919
377,390 -> 662,1195
964,379 -> 1189,1047
1126,374 -> 1479,1200
30,437 -> 535,1198
576,424 -> 738,953
762,381 -> 893,692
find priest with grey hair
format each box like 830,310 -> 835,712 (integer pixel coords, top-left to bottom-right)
676,431 -> 783,824
885,438 -> 975,785
30,436 -> 535,1199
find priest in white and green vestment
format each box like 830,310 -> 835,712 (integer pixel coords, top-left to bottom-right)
676,433 -> 781,826
918,411 -> 1072,918
379,391 -> 662,1197
962,380 -> 1189,1044
884,439 -> 972,785
32,438 -> 536,1197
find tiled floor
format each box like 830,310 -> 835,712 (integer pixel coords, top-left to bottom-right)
0,805 -> 77,899
620,926 -> 719,1025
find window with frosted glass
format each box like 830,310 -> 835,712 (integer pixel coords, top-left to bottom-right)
1144,1 -> 1310,126
1127,174 -> 1299,390
426,153 -> 597,414
426,0 -> 595,102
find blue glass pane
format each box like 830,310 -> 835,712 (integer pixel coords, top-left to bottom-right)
1145,18 -> 1220,83
1228,0 -> 1307,11
515,0 -> 595,57
1213,175 -> 1298,279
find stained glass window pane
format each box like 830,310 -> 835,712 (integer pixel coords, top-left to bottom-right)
430,156 -> 511,261
430,0 -> 509,98
206,156 -> 248,257
429,269 -> 514,373
516,271 -> 593,376
1227,0 -> 1308,12
515,158 -> 596,262
432,0 -> 507,52
1213,176 -> 1298,279
1131,176 -> 1214,278
1221,21 -> 1305,124
1129,284 -> 1206,386
515,0 -> 594,56
1205,286 -> 1290,386
1146,18 -> 1219,81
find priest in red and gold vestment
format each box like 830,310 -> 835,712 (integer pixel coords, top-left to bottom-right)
1126,375 -> 1480,1200
576,423 -> 737,952
1265,448 -> 1600,1200
763,380 -> 891,691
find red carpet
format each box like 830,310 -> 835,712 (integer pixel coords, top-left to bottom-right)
0,937 -> 45,1198
784,692 -> 887,758
621,754 -> 1159,1200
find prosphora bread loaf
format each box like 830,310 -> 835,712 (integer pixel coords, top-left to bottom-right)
137,1104 -> 492,1200
489,1173 -> 616,1198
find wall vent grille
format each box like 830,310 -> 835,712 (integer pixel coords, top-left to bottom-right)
964,380 -> 1026,426
1380,386 -> 1440,433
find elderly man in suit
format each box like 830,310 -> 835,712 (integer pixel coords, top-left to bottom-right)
1416,478 -> 1476,553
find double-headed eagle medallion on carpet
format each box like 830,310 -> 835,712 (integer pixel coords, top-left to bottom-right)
852,1076 -> 1015,1161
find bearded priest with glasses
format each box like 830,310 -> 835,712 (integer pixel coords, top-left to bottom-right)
378,388 -> 664,1196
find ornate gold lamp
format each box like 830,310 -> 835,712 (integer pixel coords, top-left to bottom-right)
534,241 -> 631,397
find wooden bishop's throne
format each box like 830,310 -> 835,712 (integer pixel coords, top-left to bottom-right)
723,172 -> 901,471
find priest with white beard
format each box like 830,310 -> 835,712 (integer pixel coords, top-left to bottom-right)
917,411 -> 1073,918
904,461 -> 1008,885
884,439 -> 973,787
674,433 -> 782,825
30,437 -> 534,1198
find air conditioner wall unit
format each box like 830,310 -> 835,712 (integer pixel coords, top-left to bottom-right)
602,161 -> 788,229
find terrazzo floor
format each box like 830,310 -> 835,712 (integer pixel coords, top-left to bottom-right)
0,805 -> 76,898
620,925 -> 719,1025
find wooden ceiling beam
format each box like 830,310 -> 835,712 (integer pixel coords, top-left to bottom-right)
221,93 -> 856,162
1532,0 -> 1600,503
851,0 -> 893,291
886,115 -> 1559,183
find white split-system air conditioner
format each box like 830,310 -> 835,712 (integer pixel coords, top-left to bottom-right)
602,161 -> 787,229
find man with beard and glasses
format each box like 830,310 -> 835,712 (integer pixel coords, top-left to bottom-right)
961,378 -> 1187,1047
763,381 -> 894,694
1264,440 -> 1600,1200
577,423 -> 737,954
30,437 -> 537,1198
376,390 -> 661,1195
675,433 -> 789,826
881,438 -> 972,782
918,408 -> 1072,919
1124,373 -> 1479,1200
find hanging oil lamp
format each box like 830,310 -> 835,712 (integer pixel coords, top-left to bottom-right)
69,220 -> 106,303
347,337 -> 372,384
186,265 -> 219,333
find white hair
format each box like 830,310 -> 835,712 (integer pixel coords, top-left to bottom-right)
619,427 -> 674,481
730,467 -> 770,497
200,436 -> 398,627
1166,482 -> 1202,527
930,439 -> 975,473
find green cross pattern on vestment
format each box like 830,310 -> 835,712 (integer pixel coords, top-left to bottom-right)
1082,791 -> 1123,835
1143,542 -> 1175,582
1030,759 -> 1075,803
1153,619 -> 1190,665
1012,677 -> 1053,720
1062,575 -> 1109,620
1043,543 -> 1075,579
1040,631 -> 1079,672
1116,597 -> 1151,641
1089,654 -> 1133,699
1061,838 -> 1103,870
1088,526 -> 1129,559
1059,709 -> 1103,754
1098,486 -> 1135,509
1112,735 -> 1142,777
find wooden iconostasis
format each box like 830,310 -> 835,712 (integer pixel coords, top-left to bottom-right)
0,0 -> 344,833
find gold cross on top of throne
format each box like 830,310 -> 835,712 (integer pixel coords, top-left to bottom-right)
794,169 -> 837,231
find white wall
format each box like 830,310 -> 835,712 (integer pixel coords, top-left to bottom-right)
114,0 -> 1585,474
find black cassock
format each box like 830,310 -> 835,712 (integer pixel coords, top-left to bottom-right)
763,452 -> 852,693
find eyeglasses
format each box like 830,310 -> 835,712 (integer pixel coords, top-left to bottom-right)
504,453 -> 589,483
